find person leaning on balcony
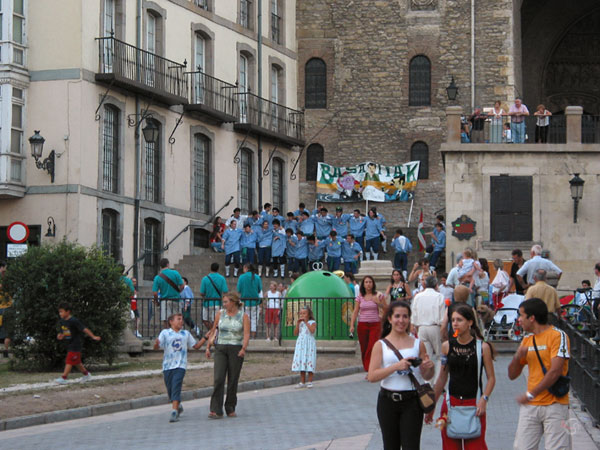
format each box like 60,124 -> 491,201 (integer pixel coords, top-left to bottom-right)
509,97 -> 530,143
534,104 -> 552,143
468,107 -> 487,143
490,100 -> 506,143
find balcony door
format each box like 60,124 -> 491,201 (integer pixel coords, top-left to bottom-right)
194,34 -> 206,104
239,54 -> 249,122
146,13 -> 157,87
103,0 -> 115,72
270,66 -> 279,131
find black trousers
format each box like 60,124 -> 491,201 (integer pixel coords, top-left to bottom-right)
210,344 -> 244,415
377,391 -> 423,450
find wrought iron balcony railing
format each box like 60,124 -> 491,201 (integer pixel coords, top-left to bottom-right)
185,70 -> 238,123
95,36 -> 188,105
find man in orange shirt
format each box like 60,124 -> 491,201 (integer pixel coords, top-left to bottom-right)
508,298 -> 571,450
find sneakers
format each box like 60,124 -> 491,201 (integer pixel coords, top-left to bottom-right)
306,382 -> 314,388
295,382 -> 305,389
177,404 -> 184,418
135,331 -> 143,338
169,410 -> 179,423
81,373 -> 92,382
194,326 -> 201,336
54,377 -> 67,385
266,337 -> 271,342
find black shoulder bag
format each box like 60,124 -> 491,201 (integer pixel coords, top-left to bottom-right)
532,336 -> 570,398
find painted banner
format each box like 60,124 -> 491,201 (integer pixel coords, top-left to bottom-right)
316,161 -> 420,202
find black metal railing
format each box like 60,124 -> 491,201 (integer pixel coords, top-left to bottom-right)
96,36 -> 187,99
556,318 -> 600,425
186,70 -> 238,117
462,114 -> 566,144
271,13 -> 281,44
582,115 -> 600,143
131,297 -> 356,342
236,92 -> 305,142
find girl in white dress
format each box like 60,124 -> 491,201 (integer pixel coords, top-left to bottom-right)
291,306 -> 317,388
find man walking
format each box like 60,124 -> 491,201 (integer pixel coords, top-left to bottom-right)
152,258 -> 184,329
525,269 -> 561,325
200,263 -> 228,332
508,298 -> 571,450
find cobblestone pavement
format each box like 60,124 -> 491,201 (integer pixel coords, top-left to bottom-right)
0,356 -> 597,449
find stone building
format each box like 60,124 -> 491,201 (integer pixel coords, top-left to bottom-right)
0,0 -> 303,286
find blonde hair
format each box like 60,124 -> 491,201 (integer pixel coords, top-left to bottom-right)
269,281 -> 277,289
224,292 -> 242,308
463,248 -> 474,259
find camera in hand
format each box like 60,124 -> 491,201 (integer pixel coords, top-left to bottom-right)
410,358 -> 423,367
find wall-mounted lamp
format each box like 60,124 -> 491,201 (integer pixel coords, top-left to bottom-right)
45,216 -> 56,237
28,130 -> 55,183
446,76 -> 459,101
569,173 -> 584,223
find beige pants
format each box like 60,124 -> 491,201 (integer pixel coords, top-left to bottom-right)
513,403 -> 572,450
417,325 -> 441,380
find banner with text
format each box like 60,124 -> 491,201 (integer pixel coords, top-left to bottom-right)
316,161 -> 420,202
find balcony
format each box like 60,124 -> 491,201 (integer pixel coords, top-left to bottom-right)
95,36 -> 188,106
184,71 -> 238,123
234,92 -> 305,147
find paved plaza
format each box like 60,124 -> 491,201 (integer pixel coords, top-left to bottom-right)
0,356 -> 597,449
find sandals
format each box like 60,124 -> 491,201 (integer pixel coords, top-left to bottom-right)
227,412 -> 237,418
208,412 -> 223,419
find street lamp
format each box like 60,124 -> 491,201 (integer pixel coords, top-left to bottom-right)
28,130 -> 56,183
569,173 -> 584,223
446,76 -> 458,101
142,120 -> 159,144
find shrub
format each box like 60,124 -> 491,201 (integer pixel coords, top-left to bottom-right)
1,241 -> 130,370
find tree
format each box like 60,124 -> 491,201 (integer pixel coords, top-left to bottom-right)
1,241 -> 130,370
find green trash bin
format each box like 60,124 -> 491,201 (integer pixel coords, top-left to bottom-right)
282,271 -> 355,340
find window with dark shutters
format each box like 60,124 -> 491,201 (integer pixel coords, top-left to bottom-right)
305,58 -> 326,109
490,176 -> 532,241
409,55 -> 431,106
306,143 -> 324,181
410,141 -> 429,179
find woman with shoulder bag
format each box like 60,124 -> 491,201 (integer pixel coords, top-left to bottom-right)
426,304 -> 496,449
368,300 -> 435,449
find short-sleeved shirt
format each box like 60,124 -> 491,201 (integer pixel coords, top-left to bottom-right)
121,276 -> 135,295
60,316 -> 86,352
355,294 -> 383,323
510,261 -> 527,294
509,104 -> 529,123
237,272 -> 263,306
200,273 -> 228,307
152,269 -> 183,299
519,326 -> 570,405
157,328 -> 197,371
516,256 -> 562,285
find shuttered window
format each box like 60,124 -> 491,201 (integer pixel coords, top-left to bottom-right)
490,176 -> 532,241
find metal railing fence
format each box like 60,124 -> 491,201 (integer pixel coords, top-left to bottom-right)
462,114 -> 566,144
582,115 -> 600,143
186,70 -> 238,117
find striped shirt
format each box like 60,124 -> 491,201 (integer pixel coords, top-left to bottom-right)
356,294 -> 384,323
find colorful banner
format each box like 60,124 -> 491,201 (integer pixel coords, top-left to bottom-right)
316,161 -> 420,202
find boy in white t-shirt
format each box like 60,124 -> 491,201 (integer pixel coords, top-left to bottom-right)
154,313 -> 207,422
265,282 -> 282,342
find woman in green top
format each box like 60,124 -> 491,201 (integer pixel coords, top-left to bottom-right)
237,263 -> 263,339
206,292 -> 250,418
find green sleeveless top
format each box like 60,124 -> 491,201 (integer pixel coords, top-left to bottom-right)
217,309 -> 244,345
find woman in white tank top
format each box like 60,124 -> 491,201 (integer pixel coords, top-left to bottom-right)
368,300 -> 435,450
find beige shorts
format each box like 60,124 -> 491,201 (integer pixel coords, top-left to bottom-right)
202,305 -> 220,322
160,300 -> 181,321
513,402 -> 571,450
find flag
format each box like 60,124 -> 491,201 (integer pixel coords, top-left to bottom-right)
418,209 -> 426,251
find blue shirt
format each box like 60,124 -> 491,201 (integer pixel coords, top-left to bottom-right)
271,228 -> 286,257
349,215 -> 367,237
378,213 -> 387,229
308,241 -> 326,260
222,228 -> 243,254
283,219 -> 298,233
200,272 -> 228,306
298,217 -> 316,236
294,236 -> 309,259
433,229 -> 446,251
324,236 -> 343,258
261,211 -> 274,228
331,214 -> 351,237
294,208 -> 309,217
313,212 -> 333,237
342,241 -> 362,260
271,214 -> 285,226
180,285 -> 194,300
158,328 -> 197,371
258,228 -> 273,247
245,216 -> 263,234
152,269 -> 184,299
392,235 -> 412,253
240,230 -> 258,249
286,234 -> 297,258
365,216 -> 383,239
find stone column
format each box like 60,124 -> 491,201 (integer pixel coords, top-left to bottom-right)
446,106 -> 463,144
565,106 -> 583,144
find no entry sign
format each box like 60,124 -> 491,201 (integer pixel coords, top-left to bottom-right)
7,222 -> 29,243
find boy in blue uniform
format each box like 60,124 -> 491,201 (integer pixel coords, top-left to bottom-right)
240,223 -> 258,264
285,228 -> 297,276
257,220 -> 273,277
154,313 -> 207,422
324,230 -> 343,272
331,206 -> 351,238
283,212 -> 298,233
342,234 -> 363,274
308,236 -> 326,271
293,230 -> 308,273
349,209 -> 367,259
222,219 -> 243,277
391,228 -> 412,276
271,207 -> 285,226
364,208 -> 384,260
312,207 -> 332,240
271,219 -> 287,278
293,202 -> 308,218
298,211 -> 316,237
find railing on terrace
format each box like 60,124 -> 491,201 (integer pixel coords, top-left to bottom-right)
461,114 -> 566,144
582,115 -> 600,143
132,297 -> 355,343
556,318 -> 600,425
236,92 -> 305,143
186,70 -> 238,120
96,35 -> 187,100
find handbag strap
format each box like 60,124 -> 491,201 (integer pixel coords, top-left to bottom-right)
159,272 -> 181,293
532,336 -> 548,375
446,339 -> 483,408
381,338 -> 423,389
207,274 -> 222,299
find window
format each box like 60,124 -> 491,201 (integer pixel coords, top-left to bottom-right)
410,141 -> 429,179
490,176 -> 532,241
409,55 -> 431,106
144,119 -> 160,203
240,0 -> 252,29
193,34 -> 206,103
194,0 -> 208,10
11,103 -> 22,154
239,148 -> 253,214
305,58 -> 326,109
143,218 -> 161,280
10,158 -> 21,182
271,0 -> 281,44
104,0 -> 115,36
270,65 -> 279,131
13,0 -> 23,45
101,209 -> 119,260
305,143 -> 324,181
193,134 -> 210,214
102,105 -> 119,193
239,53 -> 249,121
272,158 -> 284,211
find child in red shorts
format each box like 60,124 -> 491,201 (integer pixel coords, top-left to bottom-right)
264,282 -> 281,341
55,303 -> 101,384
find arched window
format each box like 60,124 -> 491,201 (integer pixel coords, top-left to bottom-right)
272,157 -> 284,211
305,143 -> 324,181
102,105 -> 119,193
144,119 -> 161,203
101,209 -> 119,260
409,55 -> 431,106
239,148 -> 254,214
305,58 -> 326,109
410,141 -> 429,179
193,134 -> 210,214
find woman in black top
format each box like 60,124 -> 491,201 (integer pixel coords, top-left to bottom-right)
385,269 -> 412,302
426,305 -> 496,449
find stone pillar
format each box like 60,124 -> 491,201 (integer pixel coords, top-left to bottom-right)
565,106 -> 583,144
446,106 -> 463,144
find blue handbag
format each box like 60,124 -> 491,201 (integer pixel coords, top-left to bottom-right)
446,340 -> 483,440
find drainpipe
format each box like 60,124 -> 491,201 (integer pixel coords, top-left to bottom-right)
471,0 -> 475,110
132,0 -> 142,281
257,0 -> 263,208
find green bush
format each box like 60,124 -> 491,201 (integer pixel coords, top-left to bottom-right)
1,241 -> 130,370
